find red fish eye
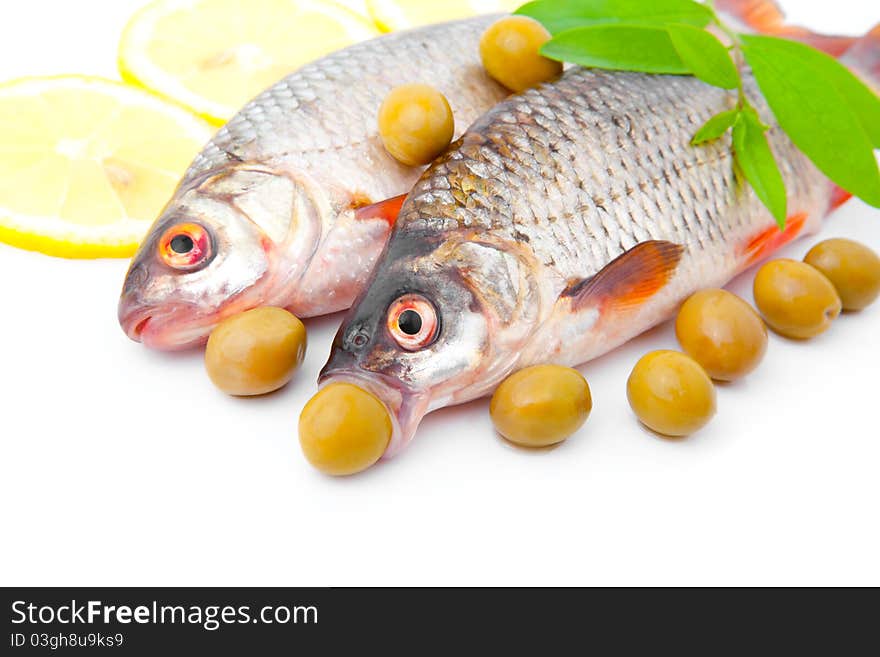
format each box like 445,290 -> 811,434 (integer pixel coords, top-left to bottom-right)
387,294 -> 439,351
159,223 -> 211,270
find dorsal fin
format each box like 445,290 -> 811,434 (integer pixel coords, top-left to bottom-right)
843,24 -> 880,90
562,241 -> 684,313
715,0 -> 856,57
716,0 -> 785,32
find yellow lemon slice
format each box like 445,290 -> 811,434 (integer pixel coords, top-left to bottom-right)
367,0 -> 521,32
334,0 -> 370,18
0,76 -> 213,259
119,0 -> 381,124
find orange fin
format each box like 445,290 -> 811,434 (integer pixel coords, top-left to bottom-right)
830,187 -> 853,212
715,0 -> 786,32
843,24 -> 880,90
354,194 -> 407,227
742,212 -> 807,268
715,0 -> 856,56
779,28 -> 857,58
562,241 -> 684,313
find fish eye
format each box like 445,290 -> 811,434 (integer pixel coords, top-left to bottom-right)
387,294 -> 438,351
398,309 -> 422,335
159,223 -> 212,270
170,234 -> 194,254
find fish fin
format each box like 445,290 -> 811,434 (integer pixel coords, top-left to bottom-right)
741,212 -> 807,268
781,30 -> 857,58
715,0 -> 856,57
715,0 -> 786,32
830,187 -> 853,212
354,194 -> 407,227
562,241 -> 684,313
842,24 -> 880,90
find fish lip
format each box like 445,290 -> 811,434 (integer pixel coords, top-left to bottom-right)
132,317 -> 151,340
118,298 -> 150,344
118,298 -> 209,351
317,370 -> 429,459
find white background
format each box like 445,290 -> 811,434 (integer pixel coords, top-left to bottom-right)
0,0 -> 878,587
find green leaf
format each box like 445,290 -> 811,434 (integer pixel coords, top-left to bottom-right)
744,36 -> 880,149
666,24 -> 740,89
542,25 -> 688,74
515,0 -> 714,35
741,35 -> 880,208
732,108 -> 788,227
692,109 -> 739,145
539,22 -> 741,87
831,64 -> 880,149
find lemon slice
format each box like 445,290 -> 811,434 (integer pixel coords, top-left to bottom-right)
335,0 -> 370,18
0,76 -> 213,259
119,0 -> 381,124
367,0 -> 521,32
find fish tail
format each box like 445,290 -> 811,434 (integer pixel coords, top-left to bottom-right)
715,0 -> 857,57
841,24 -> 880,91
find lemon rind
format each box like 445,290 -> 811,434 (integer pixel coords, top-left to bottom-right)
0,220 -> 145,259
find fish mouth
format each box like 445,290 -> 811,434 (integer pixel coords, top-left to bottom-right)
317,369 -> 430,459
132,317 -> 151,339
118,298 -> 211,351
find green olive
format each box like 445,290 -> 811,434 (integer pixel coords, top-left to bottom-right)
490,364 -> 592,447
627,351 -> 716,438
753,259 -> 842,339
205,307 -> 307,396
299,383 -> 392,476
378,83 -> 454,166
803,238 -> 880,311
480,15 -> 563,93
675,289 -> 768,382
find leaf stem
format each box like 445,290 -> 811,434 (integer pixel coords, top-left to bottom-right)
712,11 -> 748,109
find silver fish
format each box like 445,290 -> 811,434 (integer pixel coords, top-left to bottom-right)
321,31 -> 877,458
118,16 -> 508,350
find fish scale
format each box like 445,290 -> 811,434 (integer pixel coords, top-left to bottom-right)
398,66 -> 821,284
324,65 -> 831,450
187,15 -> 504,182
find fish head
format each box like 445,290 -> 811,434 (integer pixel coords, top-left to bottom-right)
320,229 -> 540,456
118,164 -> 326,349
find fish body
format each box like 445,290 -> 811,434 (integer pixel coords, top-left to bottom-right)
321,62 -> 847,457
118,16 -> 509,349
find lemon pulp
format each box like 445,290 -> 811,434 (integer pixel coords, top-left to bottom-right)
0,76 -> 212,259
119,0 -> 381,123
